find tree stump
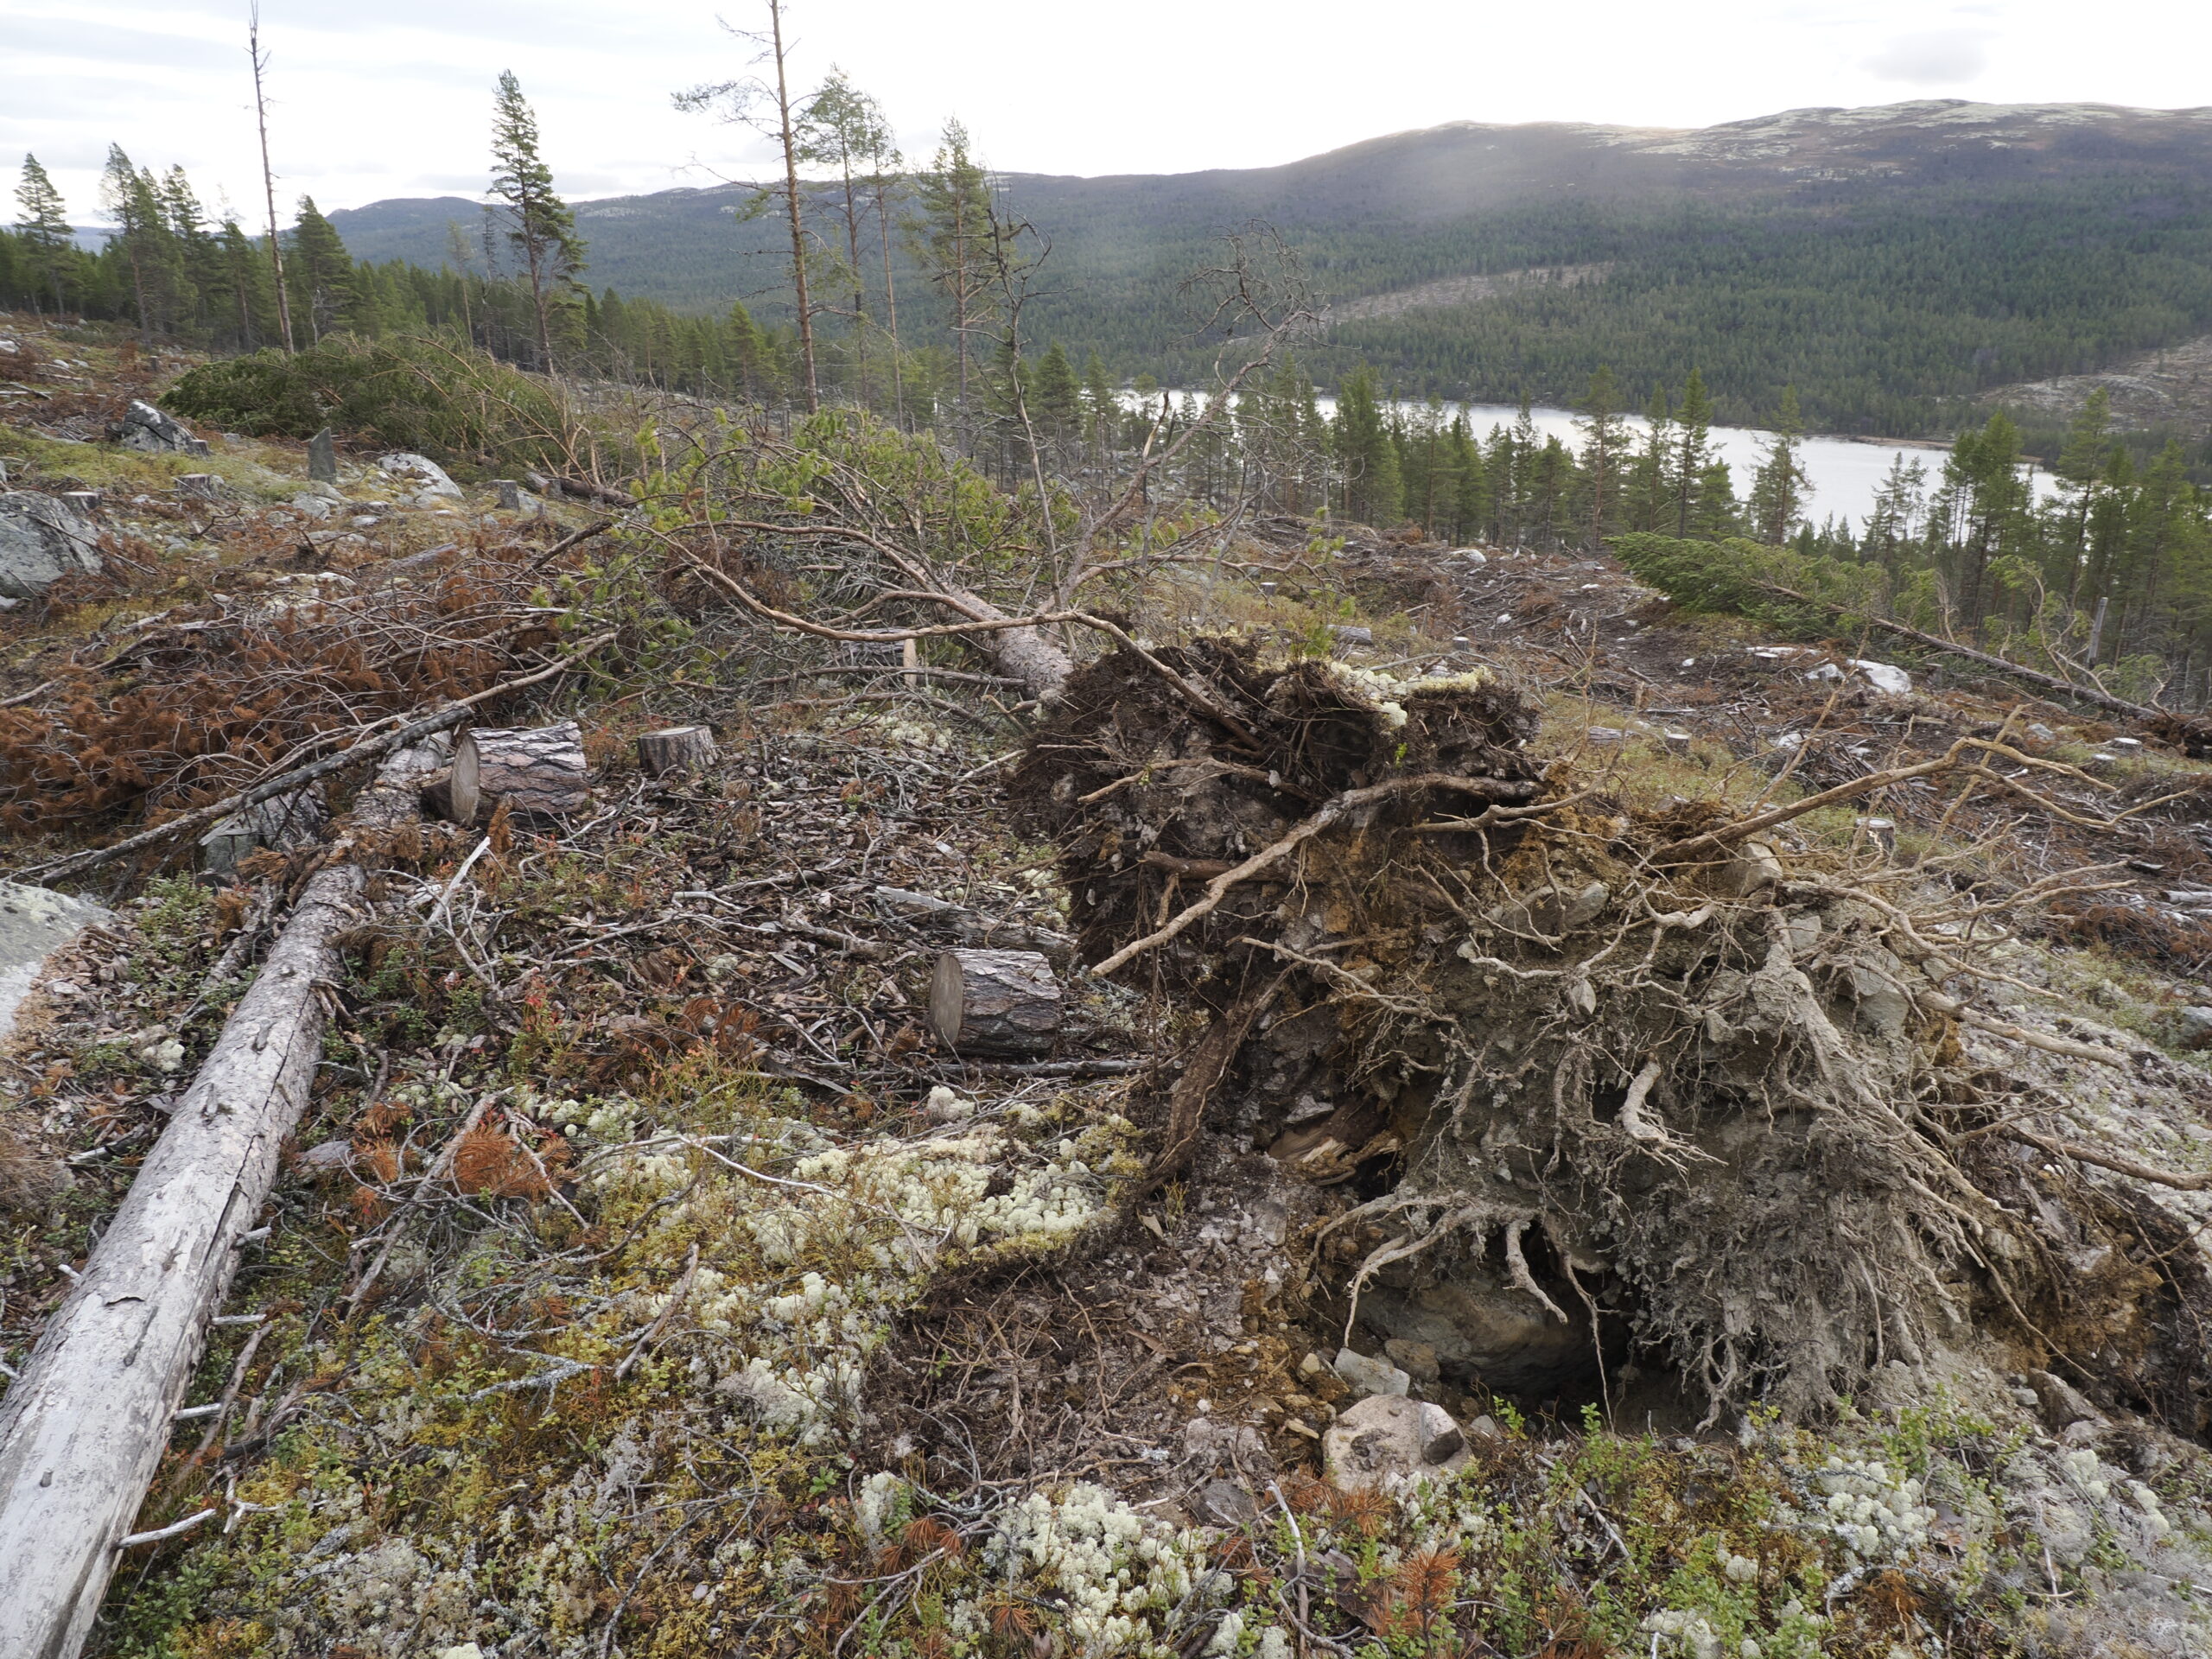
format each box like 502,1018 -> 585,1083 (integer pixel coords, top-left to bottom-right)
928,948 -> 1061,1057
451,721 -> 590,823
638,724 -> 717,779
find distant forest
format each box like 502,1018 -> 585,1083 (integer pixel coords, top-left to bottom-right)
12,118 -> 2212,450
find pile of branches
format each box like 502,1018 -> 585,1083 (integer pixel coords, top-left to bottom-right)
1014,639 -> 2212,1425
0,547 -> 575,835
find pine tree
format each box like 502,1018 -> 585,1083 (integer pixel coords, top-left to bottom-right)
1080,349 -> 1117,461
218,219 -> 278,348
2050,388 -> 2113,606
1746,385 -> 1813,544
799,69 -> 896,406
1862,454 -> 1927,582
911,119 -> 995,423
488,69 -> 586,371
99,146 -> 155,340
13,155 -> 73,312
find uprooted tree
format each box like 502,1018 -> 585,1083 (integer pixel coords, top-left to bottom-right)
1007,639 -> 2212,1426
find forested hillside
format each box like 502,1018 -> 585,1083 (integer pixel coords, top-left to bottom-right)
310,100 -> 2212,435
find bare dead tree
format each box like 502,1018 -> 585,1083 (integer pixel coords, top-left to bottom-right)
246,4 -> 295,354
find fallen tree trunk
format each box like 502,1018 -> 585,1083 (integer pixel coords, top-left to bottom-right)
0,737 -> 446,1659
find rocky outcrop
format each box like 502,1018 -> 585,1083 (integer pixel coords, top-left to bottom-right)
108,399 -> 208,456
0,492 -> 103,598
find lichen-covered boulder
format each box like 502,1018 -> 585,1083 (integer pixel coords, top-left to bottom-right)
0,491 -> 102,598
378,452 -> 461,501
109,398 -> 208,455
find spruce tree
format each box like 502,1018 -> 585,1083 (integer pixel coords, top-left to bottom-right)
1747,385 -> 1813,544
1030,340 -> 1081,442
489,69 -> 586,371
289,197 -> 354,341
1573,365 -> 1626,545
13,155 -> 73,312
1333,367 -> 1398,525
1671,369 -> 1714,537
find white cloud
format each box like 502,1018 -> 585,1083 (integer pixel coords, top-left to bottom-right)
1864,29 -> 1994,85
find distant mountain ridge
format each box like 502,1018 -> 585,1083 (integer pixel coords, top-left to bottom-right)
328,100 -> 2212,436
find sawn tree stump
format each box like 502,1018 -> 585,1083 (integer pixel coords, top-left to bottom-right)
638,724 -> 717,779
452,721 -> 590,823
928,947 -> 1061,1057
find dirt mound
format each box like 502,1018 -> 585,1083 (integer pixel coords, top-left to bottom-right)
1017,639 -> 2212,1426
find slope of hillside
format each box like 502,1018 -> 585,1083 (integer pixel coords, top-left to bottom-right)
330,100 -> 2212,434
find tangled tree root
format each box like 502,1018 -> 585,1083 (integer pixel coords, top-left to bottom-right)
1014,639 -> 2212,1427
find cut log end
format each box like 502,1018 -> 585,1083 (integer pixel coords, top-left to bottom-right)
451,721 -> 590,823
638,724 -> 718,779
928,947 -> 1063,1058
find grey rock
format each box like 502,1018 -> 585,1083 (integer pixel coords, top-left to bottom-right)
308,426 -> 336,482
1483,879 -> 1610,939
1198,1478 -> 1258,1527
290,492 -> 333,521
1332,1346 -> 1410,1399
1382,1338 -> 1441,1383
0,490 -> 103,598
0,880 -> 114,1039
1847,957 -> 1910,1038
1331,625 -> 1374,647
111,398 -> 208,455
2025,1369 -> 2103,1430
2179,1006 -> 2212,1039
378,451 -> 461,499
1323,1395 -> 1471,1491
296,1139 -> 358,1176
494,479 -> 523,511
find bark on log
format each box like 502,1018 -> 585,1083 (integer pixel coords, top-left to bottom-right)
638,725 -> 717,779
0,737 -> 447,1659
944,586 -> 1072,703
451,721 -> 590,823
928,947 -> 1062,1057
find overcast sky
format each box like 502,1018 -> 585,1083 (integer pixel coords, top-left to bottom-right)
6,0 -> 2208,230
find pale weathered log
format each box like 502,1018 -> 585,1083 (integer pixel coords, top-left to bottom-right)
928,947 -> 1062,1057
451,720 -> 590,823
0,736 -> 446,1659
638,724 -> 717,779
